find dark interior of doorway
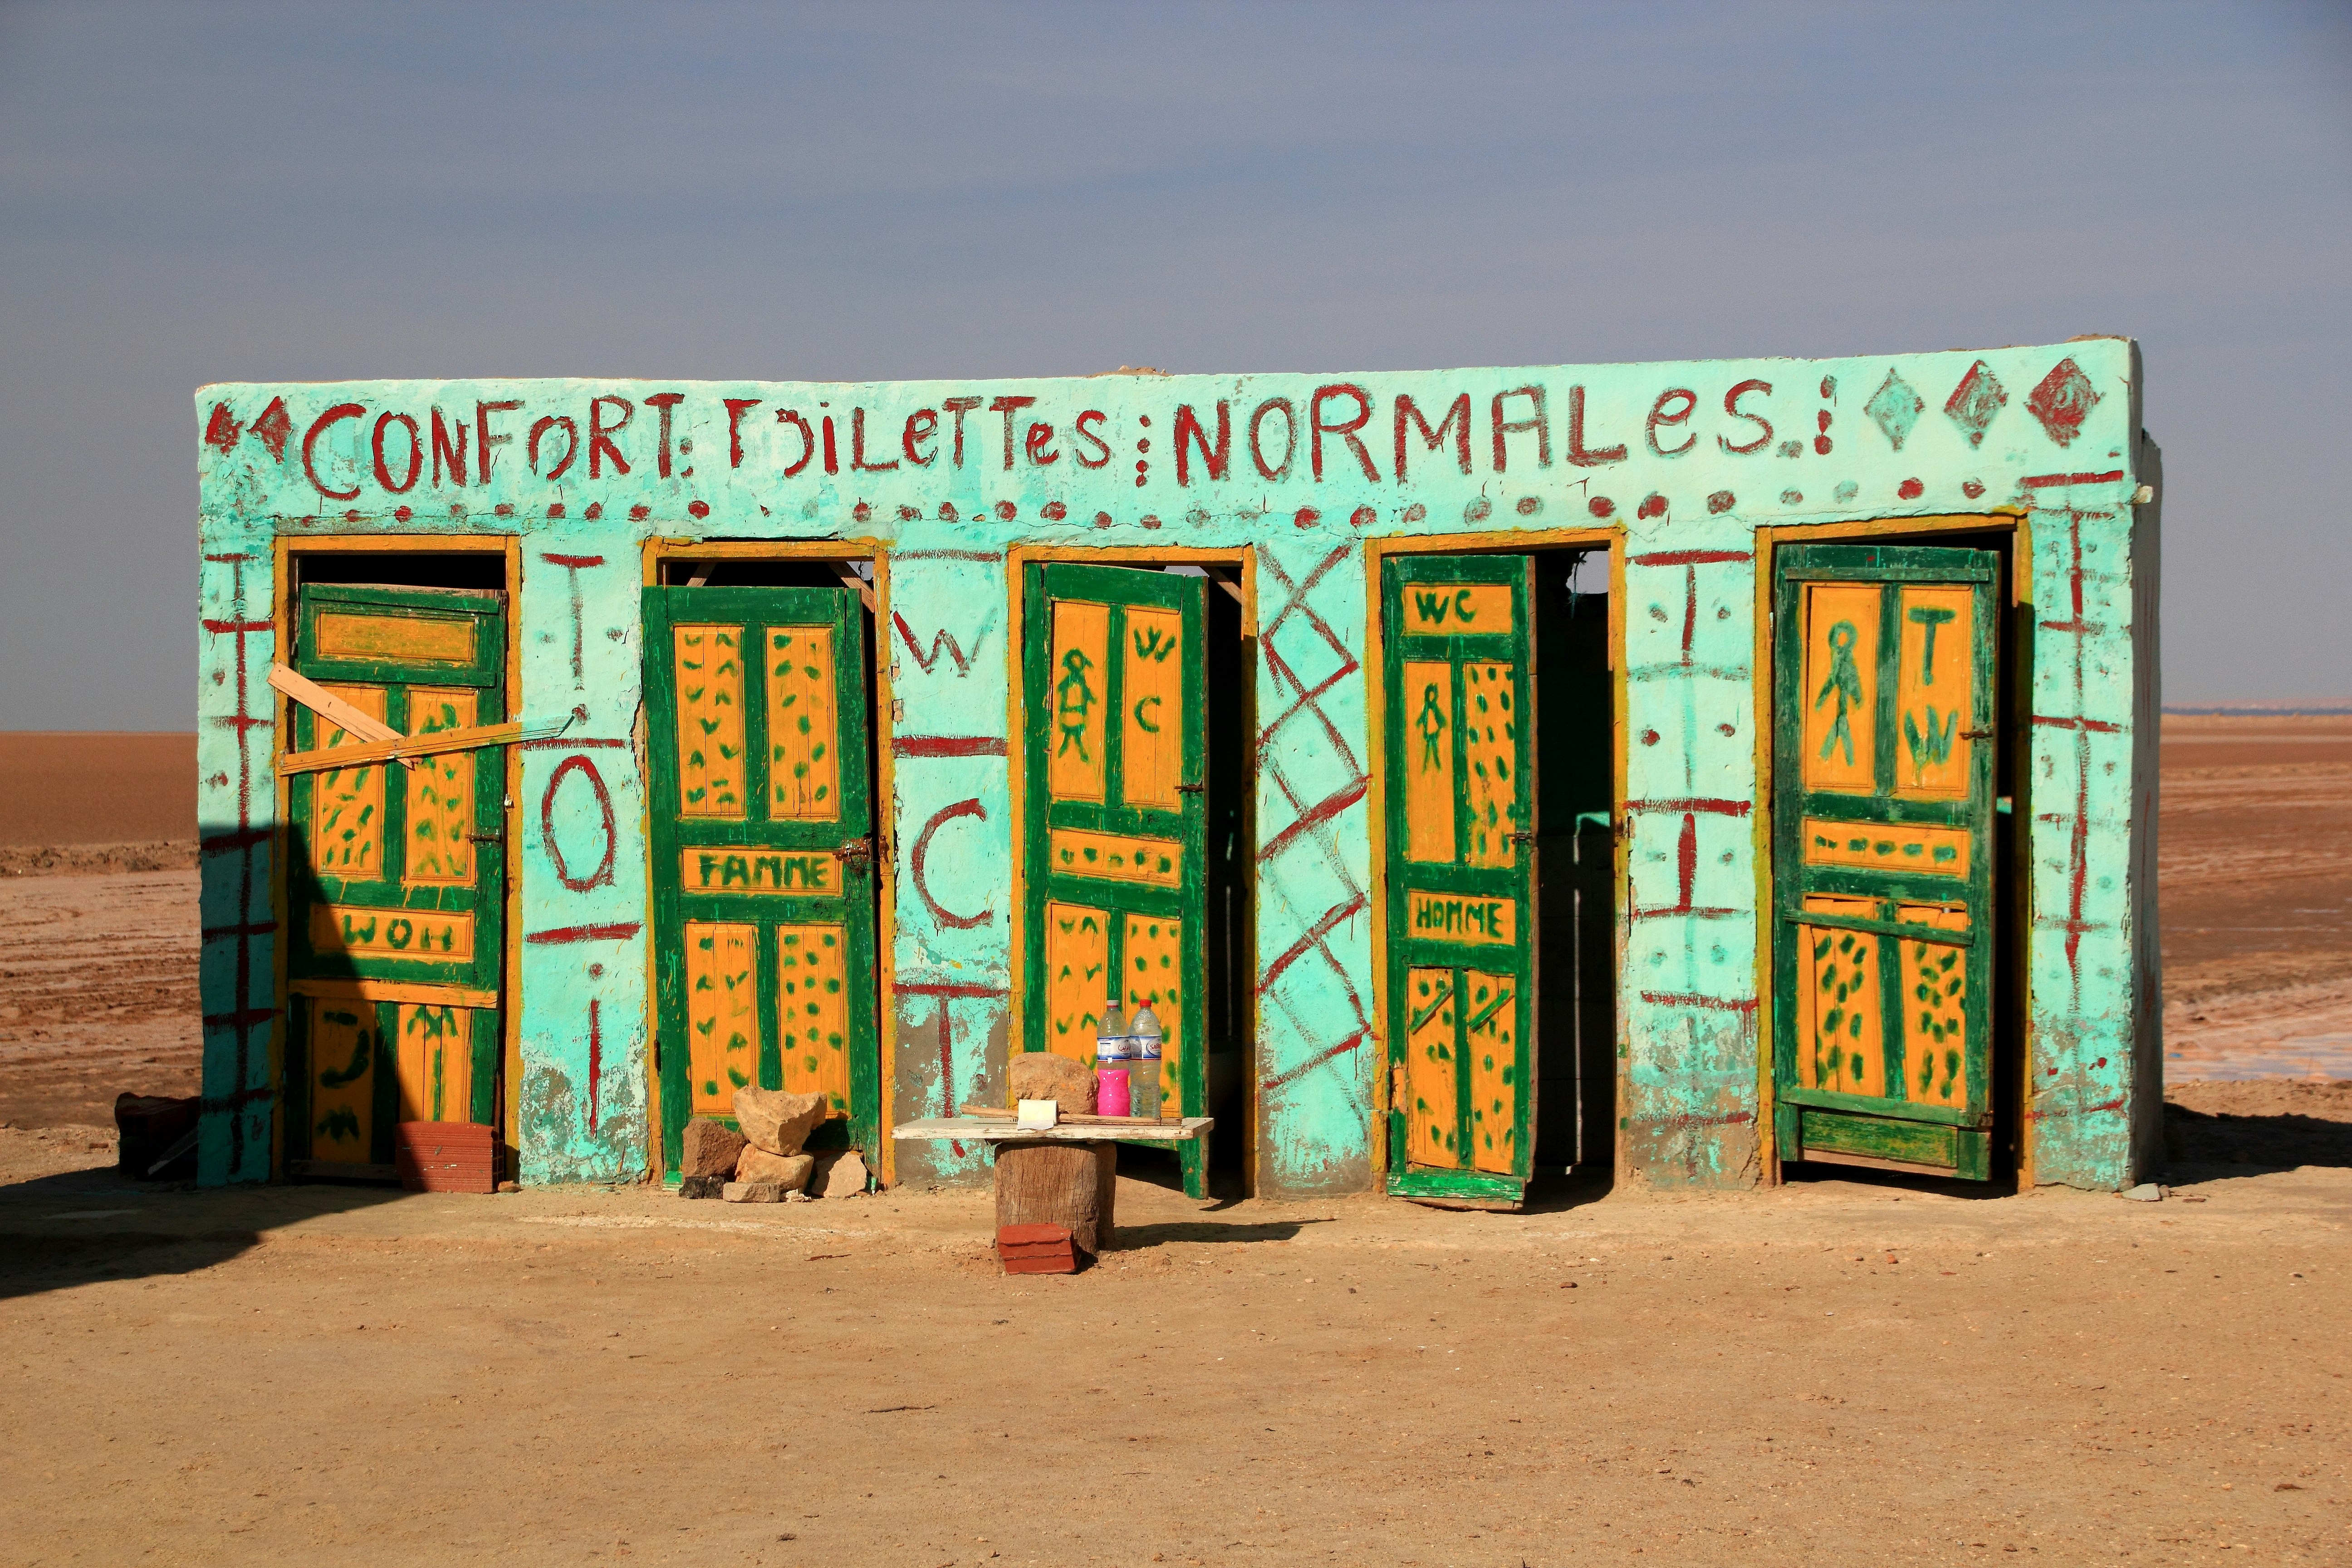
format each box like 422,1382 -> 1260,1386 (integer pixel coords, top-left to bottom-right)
1779,524 -> 2025,1192
294,551 -> 505,594
1528,546 -> 1618,1196
1108,563 -> 1254,1197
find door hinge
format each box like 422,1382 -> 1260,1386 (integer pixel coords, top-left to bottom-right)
1176,782 -> 1206,794
1507,831 -> 1534,844
1958,727 -> 1997,740
1390,1063 -> 1407,1111
463,832 -> 504,843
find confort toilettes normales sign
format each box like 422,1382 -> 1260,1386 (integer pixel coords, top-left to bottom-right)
215,357 -> 2108,521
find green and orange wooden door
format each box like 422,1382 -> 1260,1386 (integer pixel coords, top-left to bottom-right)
1019,562 -> 1210,1196
1381,556 -> 1537,1205
284,584 -> 506,1169
644,586 -> 879,1177
1772,544 -> 1999,1177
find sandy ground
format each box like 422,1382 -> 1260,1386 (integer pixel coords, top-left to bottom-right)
3,1128 -> 2349,1567
0,722 -> 2348,1564
0,869 -> 201,1128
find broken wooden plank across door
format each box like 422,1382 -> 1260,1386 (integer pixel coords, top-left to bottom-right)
1771,544 -> 2000,1177
284,585 -> 505,1172
1382,555 -> 1536,1206
1019,562 -> 1210,1197
643,585 -> 880,1178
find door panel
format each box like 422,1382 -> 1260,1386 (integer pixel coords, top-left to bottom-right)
293,995 -> 500,1168
286,585 -> 506,1170
647,586 -> 878,1177
1382,555 -> 1535,1205
1772,544 -> 1998,1178
1021,563 -> 1210,1196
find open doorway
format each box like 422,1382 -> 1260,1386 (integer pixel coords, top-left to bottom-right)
1014,553 -> 1254,1200
1376,539 -> 1620,1210
1531,548 -> 1618,1189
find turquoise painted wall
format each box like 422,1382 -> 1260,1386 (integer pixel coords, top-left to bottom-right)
195,340 -> 2156,1194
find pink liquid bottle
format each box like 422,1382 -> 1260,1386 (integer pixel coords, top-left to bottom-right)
1093,997 -> 1132,1117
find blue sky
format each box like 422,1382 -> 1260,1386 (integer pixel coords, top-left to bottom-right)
2,1 -> 2346,726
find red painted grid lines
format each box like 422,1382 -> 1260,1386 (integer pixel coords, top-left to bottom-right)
896,980 -> 1010,1124
1621,550 -> 1755,1019
199,552 -> 279,1179
2031,506 -> 2123,1004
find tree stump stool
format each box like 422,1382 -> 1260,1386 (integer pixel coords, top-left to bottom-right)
992,1138 -> 1118,1257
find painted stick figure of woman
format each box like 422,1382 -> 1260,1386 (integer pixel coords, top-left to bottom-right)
1815,621 -> 1863,765
1055,646 -> 1098,761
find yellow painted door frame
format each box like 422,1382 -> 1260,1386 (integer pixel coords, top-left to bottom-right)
1362,528 -> 1622,1181
270,534 -> 523,1180
639,538 -> 897,1182
1004,545 -> 1258,1191
1749,512 -> 2032,1186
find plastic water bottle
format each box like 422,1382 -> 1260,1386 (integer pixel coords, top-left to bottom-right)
1127,1003 -> 1164,1121
1094,997 -> 1132,1117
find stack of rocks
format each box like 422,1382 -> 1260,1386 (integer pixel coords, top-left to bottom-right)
676,1086 -> 871,1200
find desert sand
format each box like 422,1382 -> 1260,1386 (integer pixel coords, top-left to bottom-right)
0,721 -> 2345,1566
0,731 -> 194,847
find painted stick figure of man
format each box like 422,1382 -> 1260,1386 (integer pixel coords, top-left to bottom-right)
1416,680 -> 1448,772
1815,621 -> 1863,765
1055,646 -> 1098,761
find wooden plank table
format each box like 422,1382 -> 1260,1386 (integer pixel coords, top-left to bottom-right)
892,1116 -> 1213,1145
894,1116 -> 1213,1259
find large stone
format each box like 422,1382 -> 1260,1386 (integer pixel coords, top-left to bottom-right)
735,1147 -> 815,1191
721,1181 -> 785,1203
1006,1051 -> 1096,1115
681,1118 -> 748,1179
733,1085 -> 828,1156
810,1148 -> 870,1198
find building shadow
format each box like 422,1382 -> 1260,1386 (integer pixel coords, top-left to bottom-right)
0,1159 -> 412,1303
1518,1164 -> 1615,1215
1111,1215 -> 1333,1250
1777,1162 -> 2022,1200
2165,1098 -> 2352,1182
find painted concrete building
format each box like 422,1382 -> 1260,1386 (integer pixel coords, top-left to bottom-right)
193,339 -> 2161,1203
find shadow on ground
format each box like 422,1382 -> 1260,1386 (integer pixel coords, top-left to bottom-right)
2166,1098 -> 2352,1183
1113,1216 -> 1336,1250
0,1160 -> 412,1303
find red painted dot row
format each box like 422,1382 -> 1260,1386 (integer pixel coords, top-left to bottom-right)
304,478 -> 1985,529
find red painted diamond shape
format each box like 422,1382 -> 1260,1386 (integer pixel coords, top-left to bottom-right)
2025,358 -> 2099,449
1943,360 -> 2006,449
